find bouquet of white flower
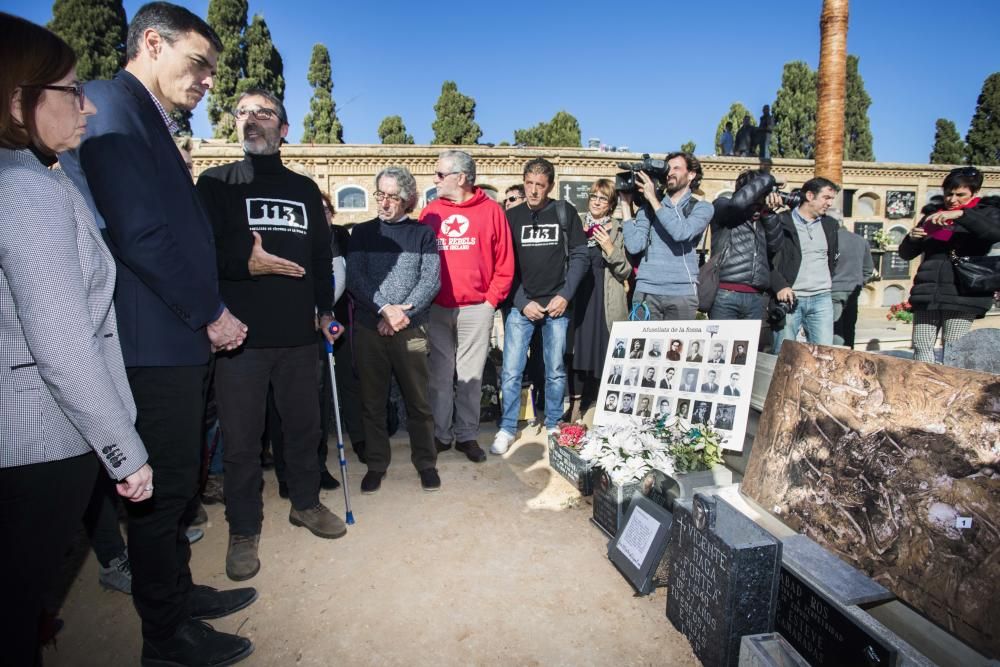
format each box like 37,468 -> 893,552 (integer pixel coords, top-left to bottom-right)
576,416 -> 723,486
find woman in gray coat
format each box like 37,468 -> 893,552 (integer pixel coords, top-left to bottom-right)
0,14 -> 151,664
567,179 -> 632,421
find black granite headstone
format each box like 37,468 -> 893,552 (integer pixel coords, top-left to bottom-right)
591,467 -> 670,538
776,535 -> 899,667
666,494 -> 782,667
607,495 -> 673,595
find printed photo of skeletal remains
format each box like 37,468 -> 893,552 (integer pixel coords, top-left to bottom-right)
741,342 -> 1000,659
886,190 -> 916,219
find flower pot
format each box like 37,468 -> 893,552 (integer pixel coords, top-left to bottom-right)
590,467 -> 671,538
547,435 -> 593,495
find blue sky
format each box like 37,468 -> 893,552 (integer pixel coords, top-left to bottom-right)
4,0 -> 997,163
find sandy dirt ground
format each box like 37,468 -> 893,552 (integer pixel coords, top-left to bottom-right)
43,425 -> 699,667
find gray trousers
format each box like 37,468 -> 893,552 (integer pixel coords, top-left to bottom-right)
427,302 -> 495,444
633,291 -> 699,321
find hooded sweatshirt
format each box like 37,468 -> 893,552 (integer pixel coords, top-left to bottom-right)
419,187 -> 514,308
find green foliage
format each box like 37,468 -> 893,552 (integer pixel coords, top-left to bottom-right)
772,61 -> 817,159
301,44 -> 342,144
649,418 -> 725,473
680,140 -> 696,154
844,55 -> 875,161
431,81 -> 481,145
49,0 -> 127,82
714,102 -> 754,154
170,110 -> 193,136
966,72 -> 1000,166
377,116 -> 413,144
238,15 -> 285,100
207,0 -> 248,140
929,118 -> 966,164
513,110 -> 581,147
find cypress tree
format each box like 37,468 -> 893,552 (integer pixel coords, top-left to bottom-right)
843,55 -> 874,161
171,110 -> 193,136
714,102 -> 754,154
431,81 -> 482,145
965,72 -> 1000,166
378,116 -> 414,144
301,44 -> 343,144
49,0 -> 127,82
513,123 -> 546,147
238,15 -> 285,101
680,140 -> 696,155
206,0 -> 247,140
772,61 -> 817,159
929,119 -> 966,164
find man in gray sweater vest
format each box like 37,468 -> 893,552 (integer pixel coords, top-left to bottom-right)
347,167 -> 441,494
831,219 -> 875,348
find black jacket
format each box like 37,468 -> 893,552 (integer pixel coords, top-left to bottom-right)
710,173 -> 783,290
897,196 -> 1000,316
769,211 -> 839,294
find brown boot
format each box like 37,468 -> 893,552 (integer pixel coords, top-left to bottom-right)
226,534 -> 260,581
289,502 -> 348,539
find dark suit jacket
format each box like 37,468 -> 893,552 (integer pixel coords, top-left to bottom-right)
701,382 -> 719,393
724,386 -> 741,396
60,71 -> 222,367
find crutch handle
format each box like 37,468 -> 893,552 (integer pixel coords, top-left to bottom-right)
324,320 -> 342,353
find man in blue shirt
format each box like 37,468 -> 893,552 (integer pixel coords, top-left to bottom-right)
622,152 -> 713,320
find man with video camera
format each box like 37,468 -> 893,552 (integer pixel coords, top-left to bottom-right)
621,152 -> 713,320
769,177 -> 840,354
707,169 -> 785,320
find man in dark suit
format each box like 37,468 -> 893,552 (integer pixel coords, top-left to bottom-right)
700,370 -> 719,393
679,369 -> 699,392
724,372 -> 742,396
606,364 -> 623,384
641,366 -> 657,387
659,367 -> 676,389
60,4 -> 255,665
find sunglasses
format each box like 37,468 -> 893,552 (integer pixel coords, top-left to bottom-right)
505,194 -> 524,204
24,82 -> 86,111
435,170 -> 460,180
948,166 -> 980,178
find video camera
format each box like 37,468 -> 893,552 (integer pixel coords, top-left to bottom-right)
615,154 -> 668,207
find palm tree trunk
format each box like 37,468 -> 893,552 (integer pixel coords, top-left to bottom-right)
815,0 -> 849,183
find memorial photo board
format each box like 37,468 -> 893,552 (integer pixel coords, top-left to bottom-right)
595,320 -> 760,452
742,342 -> 1000,659
885,190 -> 916,219
607,495 -> 673,595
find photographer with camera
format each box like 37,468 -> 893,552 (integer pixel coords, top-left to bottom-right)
707,170 -> 785,320
769,177 -> 841,354
621,152 -> 713,320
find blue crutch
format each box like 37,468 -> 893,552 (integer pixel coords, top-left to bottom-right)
325,320 -> 355,525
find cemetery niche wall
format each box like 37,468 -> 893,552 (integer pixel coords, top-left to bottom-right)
741,342 -> 1000,659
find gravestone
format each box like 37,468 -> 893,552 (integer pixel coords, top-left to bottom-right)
776,535 -> 899,667
607,495 -> 673,595
666,494 -> 782,667
944,328 -> 1000,374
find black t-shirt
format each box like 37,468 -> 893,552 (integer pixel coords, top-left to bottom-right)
197,153 -> 333,348
505,199 -> 588,308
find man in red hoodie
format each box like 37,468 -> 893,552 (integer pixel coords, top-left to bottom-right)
419,150 -> 514,463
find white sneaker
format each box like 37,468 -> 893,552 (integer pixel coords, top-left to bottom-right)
490,430 -> 515,455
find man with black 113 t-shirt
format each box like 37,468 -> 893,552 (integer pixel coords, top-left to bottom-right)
492,158 -> 588,455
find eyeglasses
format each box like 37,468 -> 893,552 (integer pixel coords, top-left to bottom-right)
588,193 -> 611,203
505,194 -> 524,204
948,166 -> 980,178
233,107 -> 280,122
435,171 -> 460,180
23,82 -> 86,111
373,190 -> 403,204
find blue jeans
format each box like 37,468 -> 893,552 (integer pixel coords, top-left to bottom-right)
772,292 -> 834,354
499,308 -> 569,432
709,289 -> 765,320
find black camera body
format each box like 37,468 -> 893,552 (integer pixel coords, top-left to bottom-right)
615,154 -> 668,206
767,299 -> 796,327
771,185 -> 804,211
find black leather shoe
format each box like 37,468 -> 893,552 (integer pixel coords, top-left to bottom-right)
320,470 -> 341,490
455,440 -> 487,463
141,619 -> 253,667
189,585 -> 258,621
361,470 -> 384,494
419,468 -> 441,492
434,438 -> 452,453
